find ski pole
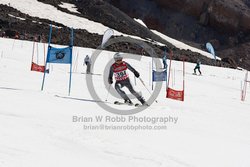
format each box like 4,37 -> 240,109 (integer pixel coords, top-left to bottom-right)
105,84 -> 111,101
139,77 -> 158,103
134,75 -> 137,86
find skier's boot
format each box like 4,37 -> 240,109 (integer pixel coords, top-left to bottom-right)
124,99 -> 133,105
139,98 -> 149,106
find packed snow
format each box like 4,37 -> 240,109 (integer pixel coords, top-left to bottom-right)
134,18 -> 148,28
0,36 -> 250,167
1,0 -> 250,166
8,14 -> 26,21
152,30 -> 219,60
58,2 -> 81,14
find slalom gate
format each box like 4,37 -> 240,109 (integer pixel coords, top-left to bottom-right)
241,71 -> 250,101
30,39 -> 47,73
41,25 -> 74,95
166,51 -> 185,101
151,47 -> 168,90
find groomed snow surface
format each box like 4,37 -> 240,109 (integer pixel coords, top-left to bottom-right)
0,38 -> 250,167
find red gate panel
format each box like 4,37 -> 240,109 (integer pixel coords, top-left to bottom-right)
31,62 -> 45,73
166,87 -> 184,101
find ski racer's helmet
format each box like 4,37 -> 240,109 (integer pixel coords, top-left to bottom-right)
113,52 -> 123,61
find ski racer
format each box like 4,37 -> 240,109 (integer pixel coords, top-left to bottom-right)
108,52 -> 147,106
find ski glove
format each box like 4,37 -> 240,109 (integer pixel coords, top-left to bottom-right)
108,78 -> 113,84
134,71 -> 140,78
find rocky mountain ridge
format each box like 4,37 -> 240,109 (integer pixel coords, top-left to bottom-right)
1,0 -> 248,70
106,0 -> 250,70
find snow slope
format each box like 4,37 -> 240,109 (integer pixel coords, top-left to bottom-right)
152,30 -> 220,60
59,2 -> 80,14
0,1 -> 250,166
134,18 -> 148,28
0,36 -> 250,167
0,0 -> 110,34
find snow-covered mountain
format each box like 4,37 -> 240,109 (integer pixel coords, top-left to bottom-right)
0,0 -> 234,68
0,1 -> 250,167
107,0 -> 250,70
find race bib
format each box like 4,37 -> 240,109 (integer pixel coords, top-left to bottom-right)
112,62 -> 129,81
114,70 -> 128,81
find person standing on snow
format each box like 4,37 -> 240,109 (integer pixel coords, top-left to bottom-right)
108,52 -> 148,106
162,54 -> 167,69
84,55 -> 91,74
162,47 -> 168,69
194,59 -> 202,75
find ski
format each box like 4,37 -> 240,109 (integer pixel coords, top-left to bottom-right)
114,101 -> 149,107
192,73 -> 202,76
134,103 -> 141,107
134,103 -> 149,107
114,101 -> 133,106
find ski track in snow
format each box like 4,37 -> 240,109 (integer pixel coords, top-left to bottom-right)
0,37 -> 250,167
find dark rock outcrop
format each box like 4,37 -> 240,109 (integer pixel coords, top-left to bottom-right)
0,1 -> 236,70
106,0 -> 250,70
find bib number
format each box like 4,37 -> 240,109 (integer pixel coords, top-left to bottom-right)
115,70 -> 128,80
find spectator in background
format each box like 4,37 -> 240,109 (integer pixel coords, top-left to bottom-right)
194,59 -> 202,75
84,55 -> 91,74
162,47 -> 168,69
